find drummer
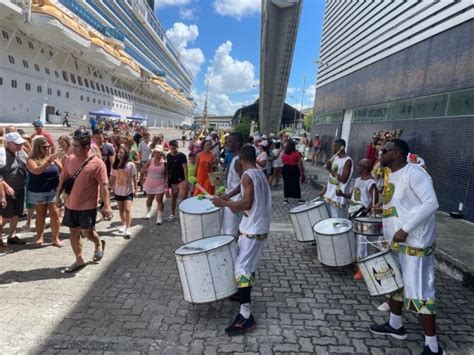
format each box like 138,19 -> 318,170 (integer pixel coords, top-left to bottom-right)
369,139 -> 443,355
336,158 -> 378,280
319,139 -> 353,218
212,145 -> 272,336
220,133 -> 244,236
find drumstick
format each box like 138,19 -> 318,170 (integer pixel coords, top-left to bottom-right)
372,188 -> 376,218
188,176 -> 212,197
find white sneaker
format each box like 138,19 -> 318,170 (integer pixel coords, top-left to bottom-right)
166,214 -> 175,222
123,228 -> 132,238
156,215 -> 163,225
144,211 -> 152,220
377,302 -> 390,312
118,225 -> 126,233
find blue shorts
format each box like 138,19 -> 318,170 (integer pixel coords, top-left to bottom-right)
27,190 -> 56,205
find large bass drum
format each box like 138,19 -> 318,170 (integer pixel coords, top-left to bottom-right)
179,197 -> 222,243
175,235 -> 237,304
312,218 -> 356,267
289,199 -> 329,242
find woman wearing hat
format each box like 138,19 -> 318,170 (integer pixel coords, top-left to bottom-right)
141,145 -> 168,225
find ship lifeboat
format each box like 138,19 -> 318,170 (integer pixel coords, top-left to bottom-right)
22,1 -> 91,54
82,31 -> 121,69
114,51 -> 141,81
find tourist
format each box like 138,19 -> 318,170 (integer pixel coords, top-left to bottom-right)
193,139 -> 216,196
26,136 -> 63,247
96,131 -> 115,178
125,136 -> 140,165
0,132 -> 28,248
281,140 -> 305,204
166,140 -> 188,221
110,145 -> 137,238
256,140 -> 268,173
57,129 -> 111,273
271,142 -> 283,188
319,139 -> 353,218
311,134 -> 321,165
188,134 -> 202,156
57,135 -> 72,163
142,145 -> 167,224
31,119 -> 55,153
369,139 -> 443,355
212,145 -> 272,335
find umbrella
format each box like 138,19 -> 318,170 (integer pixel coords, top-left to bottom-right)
126,113 -> 147,121
88,108 -> 121,118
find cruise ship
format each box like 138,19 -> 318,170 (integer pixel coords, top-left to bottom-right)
0,0 -> 194,126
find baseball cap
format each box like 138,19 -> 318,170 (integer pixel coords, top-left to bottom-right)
33,119 -> 44,127
6,132 -> 25,145
153,145 -> 164,153
259,140 -> 268,147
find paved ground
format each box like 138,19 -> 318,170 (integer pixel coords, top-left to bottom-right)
1,131 -> 474,354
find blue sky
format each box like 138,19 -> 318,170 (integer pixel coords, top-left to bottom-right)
155,0 -> 325,115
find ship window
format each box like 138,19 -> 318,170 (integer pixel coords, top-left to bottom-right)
93,98 -> 96,104
93,72 -> 97,78
87,97 -> 90,102
16,37 -> 22,45
0,77 -> 2,86
70,74 -> 76,84
11,80 -> 17,88
90,81 -> 95,90
54,70 -> 59,78
34,64 -> 40,72
62,71 -> 68,82
8,55 -> 15,64
80,95 -> 84,101
22,60 -> 29,68
98,99 -> 101,105
84,78 -> 89,88
25,83 -> 31,91
106,86 -> 110,94
28,41 -> 34,49
77,76 -> 83,86
66,92 -> 69,99
2,30 -> 8,40
37,85 -> 42,93
49,50 -> 53,57
57,90 -> 61,97
47,88 -> 52,95
45,67 -> 50,75
101,84 -> 105,92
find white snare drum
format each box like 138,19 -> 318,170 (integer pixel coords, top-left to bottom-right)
357,250 -> 403,296
352,216 -> 383,236
312,218 -> 356,267
289,199 -> 329,242
179,197 -> 222,243
175,235 -> 237,304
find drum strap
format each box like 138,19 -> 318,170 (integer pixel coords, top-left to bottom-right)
241,233 -> 268,241
391,242 -> 435,257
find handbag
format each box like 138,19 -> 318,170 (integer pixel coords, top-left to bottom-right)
62,156 -> 95,194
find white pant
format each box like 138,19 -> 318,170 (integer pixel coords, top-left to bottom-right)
235,235 -> 265,287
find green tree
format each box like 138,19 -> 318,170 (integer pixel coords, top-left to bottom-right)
233,115 -> 254,139
303,110 -> 313,131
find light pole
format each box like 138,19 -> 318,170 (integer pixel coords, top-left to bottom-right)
298,74 -> 307,133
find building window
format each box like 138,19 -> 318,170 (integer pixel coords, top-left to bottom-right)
84,78 -> 89,88
106,86 -> 110,94
90,81 -> 95,90
2,30 -> 9,40
49,50 -> 53,57
28,41 -> 34,49
70,73 -> 76,84
8,55 -> 15,64
47,88 -> 52,95
413,94 -> 447,118
37,85 -> 42,93
98,99 -> 101,105
87,97 -> 90,102
66,92 -> 69,99
448,89 -> 474,116
101,84 -> 105,92
22,60 -> 29,68
11,80 -> 17,88
93,98 -> 96,104
16,36 -> 22,45
25,83 -> 31,91
62,71 -> 69,82
34,64 -> 40,72
0,77 -> 2,86
57,90 -> 61,97
387,100 -> 413,120
45,67 -> 50,75
77,76 -> 83,86
80,95 -> 84,101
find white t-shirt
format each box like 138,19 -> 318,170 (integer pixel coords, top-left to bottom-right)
138,141 -> 151,162
256,151 -> 268,171
111,162 -> 136,196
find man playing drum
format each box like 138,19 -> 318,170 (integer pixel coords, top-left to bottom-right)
319,139 -> 353,218
212,145 -> 272,335
336,158 -> 378,280
369,139 -> 443,355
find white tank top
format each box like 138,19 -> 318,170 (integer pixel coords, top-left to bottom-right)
351,177 -> 376,209
323,155 -> 353,208
239,168 -> 272,235
226,156 -> 241,194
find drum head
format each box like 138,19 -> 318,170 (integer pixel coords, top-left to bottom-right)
353,216 -> 382,223
179,196 -> 220,214
358,249 -> 390,262
175,235 -> 234,255
290,199 -> 324,213
313,218 -> 352,235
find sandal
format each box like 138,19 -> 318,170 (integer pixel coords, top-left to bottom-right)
93,240 -> 106,262
7,236 -> 26,245
64,261 -> 86,273
52,240 -> 64,248
166,215 -> 175,222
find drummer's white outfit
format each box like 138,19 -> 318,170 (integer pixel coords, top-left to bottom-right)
236,168 -> 272,288
351,177 -> 377,259
383,163 -> 438,315
323,155 -> 353,218
221,156 -> 242,236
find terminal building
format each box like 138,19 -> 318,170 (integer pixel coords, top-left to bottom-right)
312,1 -> 474,221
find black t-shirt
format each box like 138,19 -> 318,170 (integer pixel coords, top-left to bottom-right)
133,132 -> 142,146
166,152 -> 187,184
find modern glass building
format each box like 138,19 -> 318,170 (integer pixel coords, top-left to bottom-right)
313,0 -> 474,221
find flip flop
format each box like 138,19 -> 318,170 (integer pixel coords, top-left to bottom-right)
64,261 -> 86,273
93,240 -> 106,262
52,241 -> 64,248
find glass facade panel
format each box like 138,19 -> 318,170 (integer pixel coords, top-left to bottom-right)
448,89 -> 474,116
387,100 -> 413,120
366,105 -> 386,121
413,94 -> 447,118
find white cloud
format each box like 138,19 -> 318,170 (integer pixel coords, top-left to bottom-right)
179,7 -> 197,20
285,84 -> 316,110
192,88 -> 244,116
213,0 -> 261,19
205,41 -> 257,93
166,23 -> 204,77
155,0 -> 192,9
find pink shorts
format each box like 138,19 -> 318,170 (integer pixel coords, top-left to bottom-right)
171,180 -> 188,193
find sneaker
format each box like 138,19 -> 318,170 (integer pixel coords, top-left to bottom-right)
369,321 -> 407,340
225,314 -> 256,336
118,225 -> 126,233
144,211 -> 152,220
354,267 -> 363,281
421,345 -> 445,355
166,214 -> 175,222
156,215 -> 163,225
123,228 -> 132,239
